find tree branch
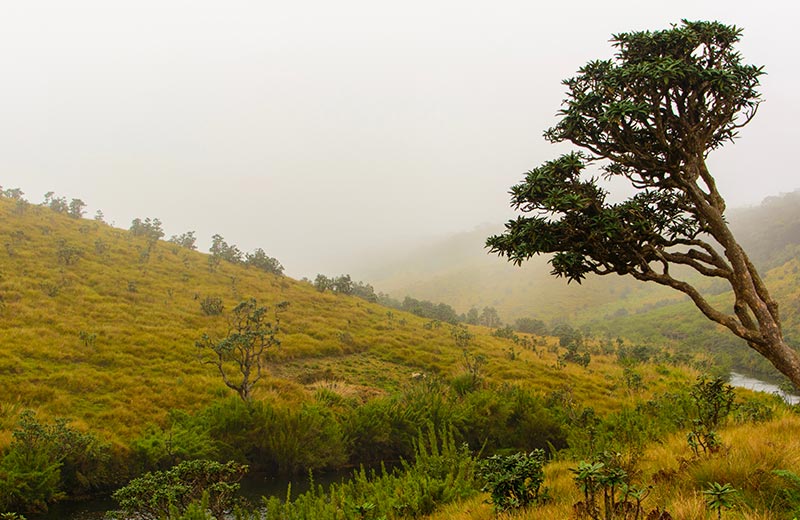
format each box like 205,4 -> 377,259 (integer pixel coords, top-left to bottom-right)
630,267 -> 762,345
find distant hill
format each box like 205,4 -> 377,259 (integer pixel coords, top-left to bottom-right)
355,191 -> 800,379
352,224 -> 677,325
729,190 -> 800,270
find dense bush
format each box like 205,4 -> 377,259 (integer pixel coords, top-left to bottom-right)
458,387 -> 567,455
128,380 -> 569,483
0,411 -> 112,513
263,426 -> 477,520
344,379 -> 461,465
112,459 -> 246,520
131,398 -> 346,476
479,450 -> 548,512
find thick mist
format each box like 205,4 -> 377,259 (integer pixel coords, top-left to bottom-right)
3,0 -> 798,279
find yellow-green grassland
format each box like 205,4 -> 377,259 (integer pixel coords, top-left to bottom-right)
2,194 -> 800,520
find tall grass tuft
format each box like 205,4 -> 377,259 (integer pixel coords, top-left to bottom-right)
262,425 -> 477,519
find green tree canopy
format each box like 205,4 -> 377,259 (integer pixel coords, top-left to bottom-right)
487,20 -> 800,385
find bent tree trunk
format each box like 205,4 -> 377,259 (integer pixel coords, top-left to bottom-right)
640,166 -> 800,388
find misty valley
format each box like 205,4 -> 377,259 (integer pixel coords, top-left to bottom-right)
4,180 -> 800,520
5,19 -> 800,520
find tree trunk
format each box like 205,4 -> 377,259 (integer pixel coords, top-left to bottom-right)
751,338 -> 800,389
681,163 -> 800,387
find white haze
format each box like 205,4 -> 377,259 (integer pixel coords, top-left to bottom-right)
2,0 -> 798,278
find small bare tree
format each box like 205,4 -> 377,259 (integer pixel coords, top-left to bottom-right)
197,298 -> 288,401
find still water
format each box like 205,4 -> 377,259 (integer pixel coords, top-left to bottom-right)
729,371 -> 800,405
28,470 -> 347,520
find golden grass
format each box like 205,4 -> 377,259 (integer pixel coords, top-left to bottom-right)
424,412 -> 800,519
422,495 -> 494,520
0,196 -> 697,448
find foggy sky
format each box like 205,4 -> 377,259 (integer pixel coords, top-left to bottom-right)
3,1 -> 798,278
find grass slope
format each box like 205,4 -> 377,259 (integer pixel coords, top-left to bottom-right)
0,197 -> 693,447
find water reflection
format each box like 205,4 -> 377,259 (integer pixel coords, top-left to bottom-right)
729,372 -> 800,405
28,469 -> 349,520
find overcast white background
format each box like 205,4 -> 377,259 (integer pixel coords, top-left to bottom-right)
2,1 -> 797,278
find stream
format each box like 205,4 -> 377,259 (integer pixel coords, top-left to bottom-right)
27,470 -> 348,520
728,371 -> 800,404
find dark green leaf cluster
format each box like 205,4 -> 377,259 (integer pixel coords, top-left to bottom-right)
112,459 -> 247,520
244,248 -> 284,276
488,20 -> 763,287
703,481 -> 738,519
478,450 -> 548,512
690,375 -> 735,431
548,20 -> 762,177
488,153 -> 702,283
0,411 -> 111,513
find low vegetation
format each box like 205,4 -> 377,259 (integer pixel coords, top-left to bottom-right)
2,172 -> 800,519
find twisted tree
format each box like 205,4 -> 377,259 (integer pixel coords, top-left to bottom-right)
197,298 -> 289,401
487,21 -> 800,385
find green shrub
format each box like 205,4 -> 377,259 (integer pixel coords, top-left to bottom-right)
112,459 -> 247,520
688,376 -> 735,456
264,403 -> 347,474
344,378 -> 464,465
703,482 -> 738,520
344,397 -> 402,464
733,398 -> 774,424
130,413 -> 221,473
459,387 -> 567,456
570,451 -> 661,520
0,411 -> 111,513
263,426 -> 477,519
478,450 -> 548,512
450,373 -> 481,396
199,296 -> 224,316
773,469 -> 800,517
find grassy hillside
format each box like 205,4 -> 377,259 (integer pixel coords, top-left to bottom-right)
5,194 -> 800,519
0,195 -> 695,449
